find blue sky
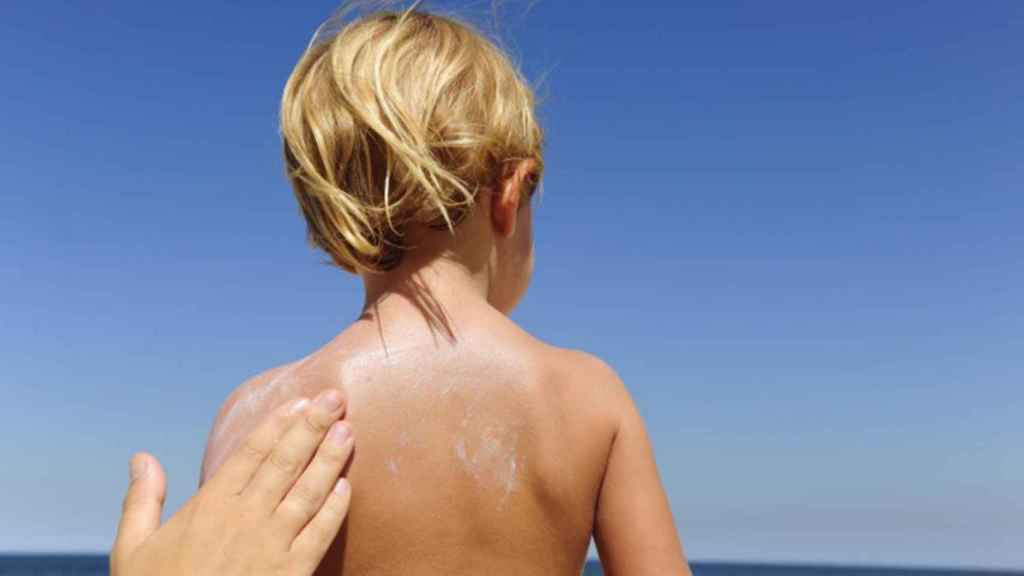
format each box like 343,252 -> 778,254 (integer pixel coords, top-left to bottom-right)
1,0 -> 1022,569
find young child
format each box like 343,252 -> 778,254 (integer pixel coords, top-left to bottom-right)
202,7 -> 690,575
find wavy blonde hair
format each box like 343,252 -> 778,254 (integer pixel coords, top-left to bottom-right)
280,5 -> 544,273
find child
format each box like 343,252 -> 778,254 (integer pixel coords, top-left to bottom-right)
202,7 -> 690,575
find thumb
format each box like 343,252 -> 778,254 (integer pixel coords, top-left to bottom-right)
112,452 -> 167,561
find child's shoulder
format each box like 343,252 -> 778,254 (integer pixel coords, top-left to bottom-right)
498,317 -> 625,394
538,343 -> 628,394
531,341 -> 637,427
219,360 -> 306,426
200,359 -> 307,481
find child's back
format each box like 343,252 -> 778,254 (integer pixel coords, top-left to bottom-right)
203,7 -> 688,574
205,295 -> 631,575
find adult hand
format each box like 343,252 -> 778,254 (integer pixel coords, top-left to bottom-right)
111,390 -> 354,576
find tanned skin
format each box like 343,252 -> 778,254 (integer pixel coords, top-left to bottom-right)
202,161 -> 690,576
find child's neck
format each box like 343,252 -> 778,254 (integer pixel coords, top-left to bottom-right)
359,254 -> 496,342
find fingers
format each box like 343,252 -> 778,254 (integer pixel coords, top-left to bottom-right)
275,420 -> 354,535
206,397 -> 309,496
291,477 -> 352,570
112,453 -> 167,563
243,389 -> 346,511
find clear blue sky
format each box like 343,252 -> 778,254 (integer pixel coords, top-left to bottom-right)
1,0 -> 1022,569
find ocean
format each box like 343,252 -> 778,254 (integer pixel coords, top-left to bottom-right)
1,556 -> 1022,576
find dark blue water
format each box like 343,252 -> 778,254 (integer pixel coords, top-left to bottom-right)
2,556 -> 1021,576
0,556 -> 108,575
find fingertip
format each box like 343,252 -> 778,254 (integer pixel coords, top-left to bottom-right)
148,454 -> 167,486
287,397 -> 311,416
128,452 -> 167,498
313,389 -> 345,415
129,452 -> 151,482
116,452 -> 167,558
333,477 -> 351,496
326,421 -> 353,447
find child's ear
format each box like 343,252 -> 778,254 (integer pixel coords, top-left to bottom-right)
491,183 -> 519,238
491,159 -> 538,238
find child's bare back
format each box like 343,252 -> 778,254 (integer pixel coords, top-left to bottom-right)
204,299 -> 631,575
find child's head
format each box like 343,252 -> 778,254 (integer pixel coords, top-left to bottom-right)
280,6 -> 544,305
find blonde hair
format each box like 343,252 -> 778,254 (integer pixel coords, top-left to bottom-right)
280,5 -> 544,273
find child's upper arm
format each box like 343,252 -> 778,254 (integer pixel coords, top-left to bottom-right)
199,373 -> 268,485
590,361 -> 691,576
199,391 -> 240,486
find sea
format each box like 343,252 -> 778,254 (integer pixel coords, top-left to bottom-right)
1,556 -> 1022,576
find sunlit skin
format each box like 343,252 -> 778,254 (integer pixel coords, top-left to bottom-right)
201,161 -> 691,575
114,392 -> 354,576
